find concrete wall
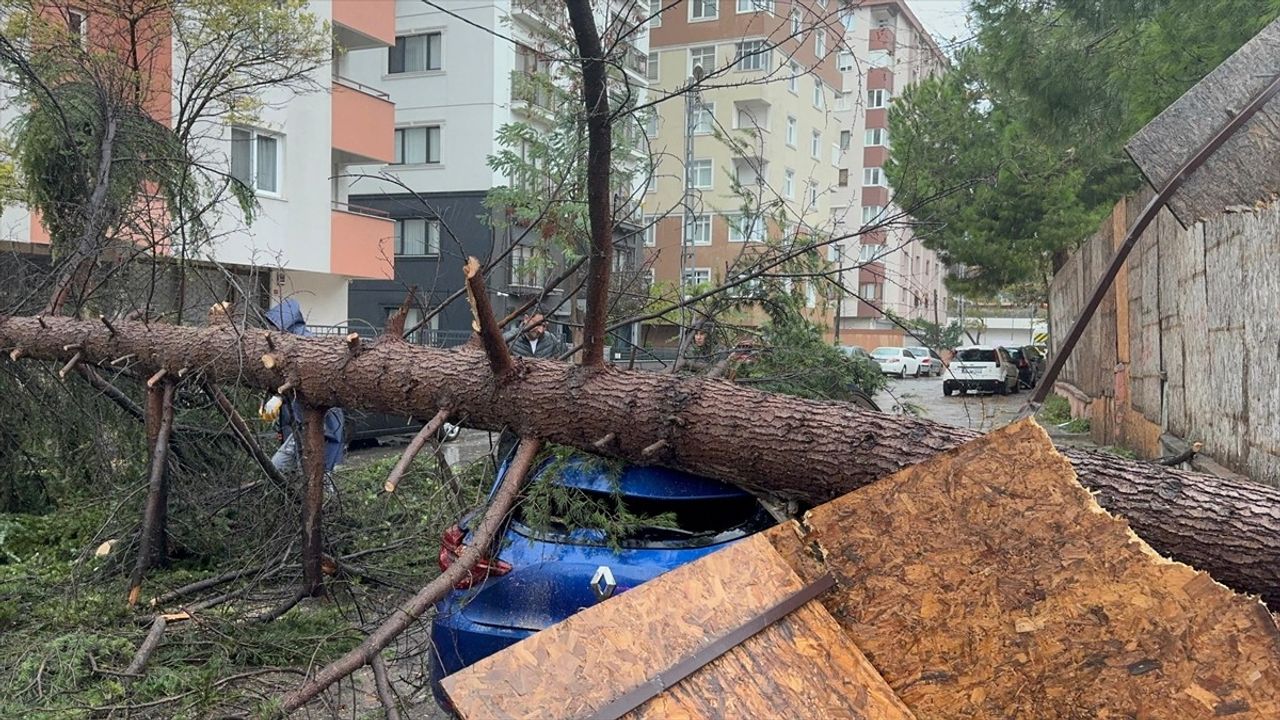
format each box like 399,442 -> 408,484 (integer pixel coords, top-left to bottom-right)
1050,191 -> 1280,487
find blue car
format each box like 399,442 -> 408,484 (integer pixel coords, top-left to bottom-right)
429,453 -> 774,696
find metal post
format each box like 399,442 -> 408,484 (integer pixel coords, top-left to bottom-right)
679,80 -> 700,351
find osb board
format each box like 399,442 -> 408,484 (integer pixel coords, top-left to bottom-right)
769,419 -> 1280,718
441,532 -> 914,720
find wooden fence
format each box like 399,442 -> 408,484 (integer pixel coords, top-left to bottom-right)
1049,190 -> 1280,486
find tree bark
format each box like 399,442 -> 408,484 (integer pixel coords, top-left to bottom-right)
300,405 -> 327,598
127,380 -> 175,606
565,0 -> 612,368
2,315 -> 1278,606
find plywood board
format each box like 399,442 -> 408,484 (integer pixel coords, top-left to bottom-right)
772,419 -> 1280,718
441,532 -> 913,720
1126,18 -> 1280,226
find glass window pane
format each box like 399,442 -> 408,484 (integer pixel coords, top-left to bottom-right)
393,220 -> 404,255
255,135 -> 277,192
427,220 -> 441,254
427,33 -> 442,70
426,126 -> 440,163
404,127 -> 427,164
230,128 -> 252,186
403,219 -> 426,255
405,35 -> 427,72
393,129 -> 403,164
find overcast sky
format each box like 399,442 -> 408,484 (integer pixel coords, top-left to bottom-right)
906,0 -> 972,50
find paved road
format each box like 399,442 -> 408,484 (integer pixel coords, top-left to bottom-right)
873,373 -> 1029,432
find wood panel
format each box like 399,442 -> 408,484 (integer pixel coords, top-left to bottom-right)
772,419 -> 1280,719
441,532 -> 913,720
1125,18 -> 1280,226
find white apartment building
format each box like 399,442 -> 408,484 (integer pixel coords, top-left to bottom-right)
0,1 -> 399,326
828,0 -> 949,345
339,0 -> 651,339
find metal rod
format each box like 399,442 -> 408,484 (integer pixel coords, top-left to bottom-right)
1030,72 -> 1280,408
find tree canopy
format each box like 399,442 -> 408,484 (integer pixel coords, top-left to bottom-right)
887,0 -> 1280,297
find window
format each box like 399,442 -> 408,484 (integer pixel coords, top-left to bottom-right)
867,50 -> 891,68
866,128 -> 889,147
831,143 -> 842,165
837,51 -> 854,71
841,9 -> 855,31
785,116 -> 797,147
783,169 -> 795,199
811,131 -> 821,159
691,102 -> 715,134
838,168 -> 849,187
814,28 -> 826,57
863,167 -> 885,186
683,267 -> 712,285
389,32 -> 442,74
734,40 -> 771,71
643,111 -> 659,136
393,126 -> 441,165
788,61 -> 800,93
737,0 -> 774,12
840,130 -> 851,150
860,282 -> 878,300
511,244 -> 545,286
230,127 -> 280,195
729,214 -> 765,243
644,268 -> 656,285
806,181 -> 819,210
862,205 -> 884,223
812,78 -> 824,109
858,244 -> 879,263
685,215 -> 712,245
394,218 -> 441,256
688,159 -> 713,189
67,8 -> 87,45
648,0 -> 662,27
642,216 -> 658,247
790,9 -> 801,35
868,89 -> 888,108
690,0 -> 717,21
689,46 -> 716,76
647,51 -> 659,82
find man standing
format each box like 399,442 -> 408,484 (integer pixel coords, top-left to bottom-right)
259,298 -> 346,485
507,311 -> 566,359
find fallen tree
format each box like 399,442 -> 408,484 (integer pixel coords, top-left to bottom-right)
1,313 -> 1276,608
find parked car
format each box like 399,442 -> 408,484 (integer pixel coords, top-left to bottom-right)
1006,346 -> 1044,389
905,346 -> 944,377
429,454 -> 775,700
870,346 -> 922,378
838,345 -> 872,362
1020,345 -> 1047,386
943,346 -> 1019,396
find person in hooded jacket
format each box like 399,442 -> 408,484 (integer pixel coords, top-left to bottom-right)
259,299 -> 346,480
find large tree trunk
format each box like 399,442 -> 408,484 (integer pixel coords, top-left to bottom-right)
2,315 -> 1277,606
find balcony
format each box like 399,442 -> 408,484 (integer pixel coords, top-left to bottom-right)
332,0 -> 394,50
331,202 -> 394,280
332,76 -> 395,165
511,0 -> 564,28
622,45 -> 648,82
868,67 -> 894,91
869,27 -> 895,53
511,70 -> 560,116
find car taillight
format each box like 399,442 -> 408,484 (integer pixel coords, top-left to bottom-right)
439,524 -> 512,589
1019,359 -> 1028,368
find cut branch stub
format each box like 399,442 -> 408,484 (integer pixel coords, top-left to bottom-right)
463,256 -> 516,377
145,368 -> 168,388
383,287 -> 418,340
58,351 -> 84,379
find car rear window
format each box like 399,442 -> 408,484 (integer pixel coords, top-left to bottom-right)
515,478 -> 767,547
1007,348 -> 1023,360
871,347 -> 898,357
956,349 -> 997,363
907,347 -> 929,358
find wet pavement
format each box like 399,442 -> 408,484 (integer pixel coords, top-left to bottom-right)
873,373 -> 1030,432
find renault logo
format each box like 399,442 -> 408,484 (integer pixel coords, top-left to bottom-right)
590,565 -> 617,601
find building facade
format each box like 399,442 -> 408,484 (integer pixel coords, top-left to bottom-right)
829,0 -> 949,346
0,0 -> 399,327
643,0 -> 948,348
342,0 -> 651,348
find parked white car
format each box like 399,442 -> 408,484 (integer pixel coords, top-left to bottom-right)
905,346 -> 944,377
871,347 -> 922,378
943,346 -> 1019,396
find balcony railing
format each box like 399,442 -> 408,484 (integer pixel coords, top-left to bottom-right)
333,74 -> 390,101
511,70 -> 559,113
331,200 -> 390,218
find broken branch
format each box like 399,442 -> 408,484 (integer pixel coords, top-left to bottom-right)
383,409 -> 450,493
463,256 -> 515,376
277,438 -> 543,714
370,654 -> 402,720
127,381 -> 176,606
123,617 -> 167,677
57,351 -> 83,379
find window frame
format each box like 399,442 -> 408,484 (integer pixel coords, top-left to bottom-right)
393,125 -> 443,166
642,215 -> 658,247
688,159 -> 714,189
230,126 -> 283,197
785,115 -> 797,147
389,31 -> 443,75
868,89 -> 888,109
837,51 -> 854,72
812,78 -> 824,109
862,205 -> 885,223
737,0 -> 775,13
646,51 -> 660,82
788,61 -> 800,93
686,214 -> 713,246
865,127 -> 888,146
394,217 -> 442,257
689,0 -> 718,22
810,130 -> 821,160
734,39 -> 772,72
862,167 -> 885,187
683,267 -> 713,285
814,27 -> 826,57
783,168 -> 796,199
689,45 -> 717,77
789,9 -> 802,35
648,0 -> 662,27
728,213 -> 766,243
691,101 -> 715,135
67,7 -> 88,46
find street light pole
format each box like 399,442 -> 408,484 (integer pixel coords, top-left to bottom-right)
679,69 -> 704,351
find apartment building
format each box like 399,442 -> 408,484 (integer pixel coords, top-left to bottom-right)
643,0 -> 948,348
643,0 -> 846,346
829,0 -> 949,346
0,1 -> 399,326
342,0 -> 650,346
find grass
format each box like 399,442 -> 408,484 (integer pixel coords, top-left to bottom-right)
1038,395 -> 1091,433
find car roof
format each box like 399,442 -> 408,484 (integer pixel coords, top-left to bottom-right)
532,454 -> 750,502
954,345 -> 999,351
